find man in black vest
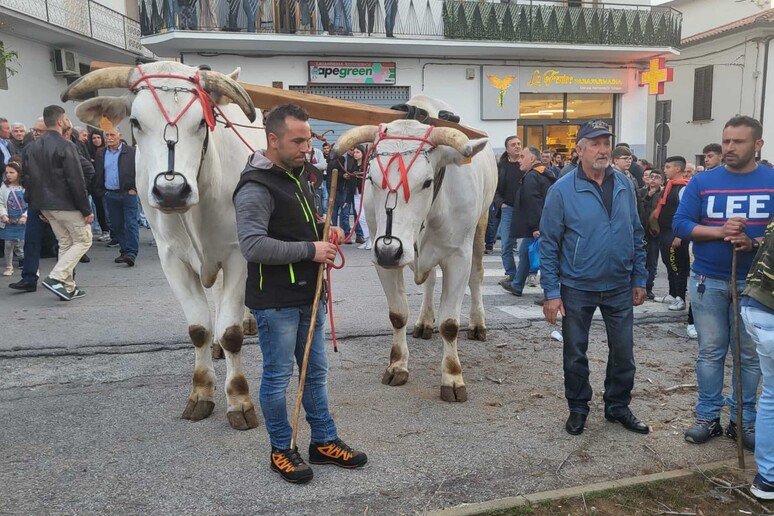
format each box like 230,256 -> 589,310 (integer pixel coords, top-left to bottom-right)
233,104 -> 367,484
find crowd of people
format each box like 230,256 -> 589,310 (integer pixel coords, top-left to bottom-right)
140,0 -> 400,38
2,105 -> 774,497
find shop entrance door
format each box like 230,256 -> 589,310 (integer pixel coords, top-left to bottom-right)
518,121 -> 613,155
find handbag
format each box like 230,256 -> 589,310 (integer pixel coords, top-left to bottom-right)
528,237 -> 541,271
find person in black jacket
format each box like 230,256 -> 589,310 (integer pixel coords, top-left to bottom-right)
504,146 -> 556,296
22,105 -> 93,301
638,169 -> 663,299
94,127 -> 139,266
494,136 -> 524,284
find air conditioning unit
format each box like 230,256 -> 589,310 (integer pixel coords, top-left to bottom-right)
52,49 -> 80,77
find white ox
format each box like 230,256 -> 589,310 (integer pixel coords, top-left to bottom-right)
61,62 -> 265,429
334,95 -> 497,402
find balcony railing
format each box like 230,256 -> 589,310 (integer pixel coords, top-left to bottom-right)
138,0 -> 680,48
0,0 -> 151,56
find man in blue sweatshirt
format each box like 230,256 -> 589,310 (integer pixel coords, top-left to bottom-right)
540,120 -> 649,436
674,115 -> 774,451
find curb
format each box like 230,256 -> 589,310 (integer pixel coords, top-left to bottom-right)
429,457 -> 750,516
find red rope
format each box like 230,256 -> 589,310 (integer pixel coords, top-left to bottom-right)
326,232 -> 345,351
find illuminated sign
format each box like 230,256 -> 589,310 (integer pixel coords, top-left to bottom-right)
520,67 -> 630,93
308,61 -> 396,85
640,58 -> 673,95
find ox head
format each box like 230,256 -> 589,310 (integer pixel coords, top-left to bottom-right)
61,62 -> 256,213
334,120 -> 488,269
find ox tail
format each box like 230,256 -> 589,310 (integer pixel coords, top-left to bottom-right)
471,213 -> 487,284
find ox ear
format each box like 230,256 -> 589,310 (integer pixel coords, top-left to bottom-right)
228,68 -> 241,81
75,95 -> 131,128
468,137 -> 489,157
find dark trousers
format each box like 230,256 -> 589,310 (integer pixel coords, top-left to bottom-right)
356,0 -> 376,34
93,194 -> 110,234
659,228 -> 690,300
561,285 -> 636,417
645,234 -> 659,293
21,208 -> 44,285
485,202 -> 499,249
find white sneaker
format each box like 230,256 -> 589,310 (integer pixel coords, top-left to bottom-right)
358,238 -> 372,250
687,324 -> 698,339
669,297 -> 686,311
2,266 -> 13,276
526,273 -> 539,288
656,294 -> 675,304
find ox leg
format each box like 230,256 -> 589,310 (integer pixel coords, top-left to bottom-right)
160,252 -> 217,421
375,266 -> 410,387
438,255 -> 472,402
467,214 -> 488,341
412,267 -> 435,340
216,255 -> 260,431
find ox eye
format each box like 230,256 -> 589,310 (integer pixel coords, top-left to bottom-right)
129,118 -> 141,131
422,179 -> 433,189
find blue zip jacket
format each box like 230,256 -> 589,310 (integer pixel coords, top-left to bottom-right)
539,165 -> 647,300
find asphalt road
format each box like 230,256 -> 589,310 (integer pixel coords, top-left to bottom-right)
2,230 -> 740,515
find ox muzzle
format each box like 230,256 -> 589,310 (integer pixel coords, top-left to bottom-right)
151,124 -> 205,210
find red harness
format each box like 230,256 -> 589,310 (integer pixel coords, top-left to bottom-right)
371,124 -> 436,203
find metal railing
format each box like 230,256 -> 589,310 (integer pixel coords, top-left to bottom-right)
137,0 -> 681,48
1,0 -> 151,56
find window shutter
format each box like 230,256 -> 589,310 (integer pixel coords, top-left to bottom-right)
693,66 -> 713,121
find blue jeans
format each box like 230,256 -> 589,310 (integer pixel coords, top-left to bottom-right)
690,274 -> 760,425
21,208 -> 44,285
511,237 -> 533,292
485,202 -> 499,249
332,195 -> 350,235
384,0 -> 397,35
104,192 -> 140,258
742,305 -> 774,480
499,206 -> 516,278
251,304 -> 338,450
561,285 -> 636,416
333,0 -> 352,33
164,0 -> 176,29
317,182 -> 329,216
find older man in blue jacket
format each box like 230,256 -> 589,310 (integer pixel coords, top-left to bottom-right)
540,120 -> 649,436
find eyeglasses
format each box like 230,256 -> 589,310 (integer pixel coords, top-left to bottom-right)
32,129 -> 43,134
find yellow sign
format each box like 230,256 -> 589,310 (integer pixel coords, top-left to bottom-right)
639,58 -> 673,95
521,67 -> 628,93
486,75 -> 516,108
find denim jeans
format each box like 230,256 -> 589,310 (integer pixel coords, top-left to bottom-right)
384,0 -> 397,35
333,0 -> 352,33
499,205 -> 516,278
690,274 -> 760,425
251,303 -> 338,450
485,202 -> 499,249
645,234 -> 659,293
332,195 -> 351,236
561,285 -> 636,416
741,305 -> 774,480
21,208 -> 44,285
317,182 -> 329,216
511,236 -> 533,293
104,191 -> 140,258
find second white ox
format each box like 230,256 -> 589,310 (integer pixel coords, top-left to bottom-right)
61,62 -> 265,429
334,96 -> 497,402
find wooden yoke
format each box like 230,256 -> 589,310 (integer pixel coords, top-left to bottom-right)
88,61 -> 488,140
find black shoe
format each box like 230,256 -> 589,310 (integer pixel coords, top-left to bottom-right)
9,280 -> 36,292
646,290 -> 655,300
565,412 -> 587,435
115,255 -> 127,263
124,255 -> 135,267
106,239 -> 120,248
355,236 -> 366,244
79,254 -> 90,263
501,282 -> 522,296
309,438 -> 367,468
270,447 -> 313,484
605,411 -> 650,434
725,420 -> 755,451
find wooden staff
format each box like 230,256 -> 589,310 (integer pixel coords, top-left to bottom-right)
290,168 -> 339,450
730,246 -> 746,470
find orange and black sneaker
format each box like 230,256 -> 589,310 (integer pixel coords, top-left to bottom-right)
309,438 -> 368,469
270,447 -> 313,484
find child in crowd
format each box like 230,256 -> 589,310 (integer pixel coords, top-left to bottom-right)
0,161 -> 27,276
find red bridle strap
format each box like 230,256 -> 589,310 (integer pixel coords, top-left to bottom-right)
372,124 -> 435,203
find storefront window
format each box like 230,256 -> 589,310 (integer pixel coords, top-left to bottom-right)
519,93 -> 564,120
566,93 -> 614,119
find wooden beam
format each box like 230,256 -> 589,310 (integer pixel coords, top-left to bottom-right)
88,61 -> 488,139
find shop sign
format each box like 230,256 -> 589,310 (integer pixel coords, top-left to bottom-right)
481,66 -> 520,120
520,67 -> 630,93
308,61 -> 396,85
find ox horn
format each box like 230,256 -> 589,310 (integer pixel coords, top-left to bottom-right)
333,125 -> 379,155
199,70 -> 256,123
60,67 -> 136,102
428,127 -> 472,157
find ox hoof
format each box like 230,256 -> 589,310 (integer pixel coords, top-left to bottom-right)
412,324 -> 433,340
243,316 -> 257,336
226,405 -> 260,430
381,369 -> 409,386
211,343 -> 224,360
182,398 -> 215,421
440,384 -> 468,403
467,326 -> 487,341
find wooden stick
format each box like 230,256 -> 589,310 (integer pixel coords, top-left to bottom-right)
86,61 -> 488,140
289,169 -> 339,451
730,247 -> 745,470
